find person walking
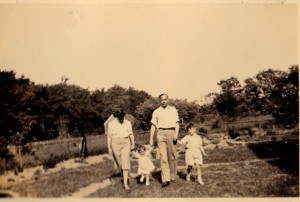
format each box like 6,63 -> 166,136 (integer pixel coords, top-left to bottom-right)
107,110 -> 135,190
80,133 -> 88,162
177,123 -> 207,185
131,144 -> 155,186
149,93 -> 180,187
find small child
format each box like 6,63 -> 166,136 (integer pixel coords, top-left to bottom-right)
132,145 -> 155,186
177,123 -> 207,185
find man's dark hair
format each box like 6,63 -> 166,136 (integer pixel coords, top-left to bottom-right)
186,122 -> 195,131
158,93 -> 168,99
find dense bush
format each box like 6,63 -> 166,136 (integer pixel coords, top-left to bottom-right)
211,119 -> 222,129
198,127 -> 208,134
43,154 -> 58,169
227,129 -> 240,139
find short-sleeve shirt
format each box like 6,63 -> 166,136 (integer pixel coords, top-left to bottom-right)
150,106 -> 179,128
180,134 -> 203,149
108,119 -> 133,138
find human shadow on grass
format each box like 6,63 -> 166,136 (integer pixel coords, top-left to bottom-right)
150,170 -> 163,183
178,171 -> 186,181
110,172 -> 122,179
150,170 -> 195,184
246,139 -> 299,176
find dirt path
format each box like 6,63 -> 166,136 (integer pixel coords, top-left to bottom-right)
0,153 -> 283,198
150,157 -> 281,172
67,179 -> 113,197
64,157 -> 282,198
0,154 -> 113,191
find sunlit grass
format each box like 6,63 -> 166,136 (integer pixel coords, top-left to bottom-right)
89,159 -> 298,197
13,159 -> 114,197
6,137 -> 299,197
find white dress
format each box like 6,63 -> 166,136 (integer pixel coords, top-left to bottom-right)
137,150 -> 155,175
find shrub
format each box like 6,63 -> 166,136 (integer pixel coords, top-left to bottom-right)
271,137 -> 277,141
43,154 -> 57,169
211,119 -> 222,129
235,135 -> 250,142
206,133 -> 223,140
211,138 -> 221,145
198,127 -> 208,134
227,129 -> 240,139
33,169 -> 42,180
249,127 -> 260,137
266,130 -> 276,136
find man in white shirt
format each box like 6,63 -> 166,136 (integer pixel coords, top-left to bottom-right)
149,93 -> 180,187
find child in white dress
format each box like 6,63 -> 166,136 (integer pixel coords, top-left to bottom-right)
132,145 -> 155,186
178,123 -> 207,185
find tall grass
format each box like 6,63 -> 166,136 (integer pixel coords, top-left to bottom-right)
1,131 -> 153,172
23,135 -> 108,169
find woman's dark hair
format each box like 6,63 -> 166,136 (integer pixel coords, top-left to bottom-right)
114,110 -> 126,123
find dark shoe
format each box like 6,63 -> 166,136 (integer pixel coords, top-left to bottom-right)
162,181 -> 170,187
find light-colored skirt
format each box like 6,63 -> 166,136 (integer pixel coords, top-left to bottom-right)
111,138 -> 131,170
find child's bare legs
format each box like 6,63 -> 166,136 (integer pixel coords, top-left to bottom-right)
196,164 -> 204,185
140,174 -> 145,182
186,165 -> 192,181
140,174 -> 150,186
138,168 -> 144,182
145,174 -> 150,186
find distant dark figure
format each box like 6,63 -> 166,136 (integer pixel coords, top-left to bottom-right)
80,133 -> 88,161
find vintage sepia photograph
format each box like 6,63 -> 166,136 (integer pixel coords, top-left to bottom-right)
0,0 -> 298,199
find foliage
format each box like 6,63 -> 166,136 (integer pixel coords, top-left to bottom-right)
197,127 -> 208,134
212,77 -> 243,117
135,97 -> 160,130
171,99 -> 200,124
270,65 -> 299,125
209,66 -> 298,124
0,71 -> 36,149
42,154 -> 58,169
0,65 -> 298,149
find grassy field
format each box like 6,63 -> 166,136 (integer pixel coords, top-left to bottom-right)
6,131 -> 150,172
21,135 -> 108,169
8,139 -> 299,197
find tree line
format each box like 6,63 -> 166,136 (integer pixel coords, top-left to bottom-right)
0,65 -> 298,154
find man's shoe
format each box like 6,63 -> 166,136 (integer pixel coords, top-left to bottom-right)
162,181 -> 170,187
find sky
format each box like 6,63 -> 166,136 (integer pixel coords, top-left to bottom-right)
0,0 -> 298,103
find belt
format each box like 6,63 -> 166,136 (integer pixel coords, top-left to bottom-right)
158,127 -> 175,130
112,136 -> 129,139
